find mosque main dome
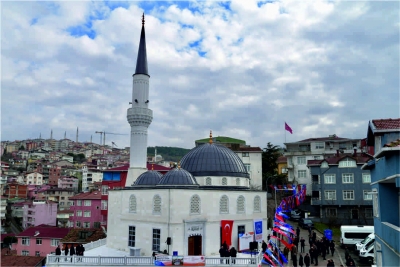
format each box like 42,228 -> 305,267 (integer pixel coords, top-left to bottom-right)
133,170 -> 162,186
180,142 -> 250,178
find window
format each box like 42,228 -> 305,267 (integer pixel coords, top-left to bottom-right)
324,174 -> 336,184
129,195 -> 137,213
152,229 -> 161,251
83,222 -> 90,228
36,238 -> 42,245
128,226 -> 136,247
236,178 -> 240,186
35,251 -> 40,256
84,211 -> 91,217
76,221 -> 81,227
321,162 -> 329,168
363,190 -> 372,200
219,195 -> 229,214
22,237 -> 30,246
343,190 -> 354,200
222,177 -> 227,185
342,173 -> 354,183
101,200 -> 108,210
102,185 -> 109,195
339,158 -> 356,168
59,202 -> 64,206
76,210 -> 82,217
315,142 -> 324,149
77,200 -> 82,206
326,208 -> 337,217
237,195 -> 245,214
84,200 -> 91,206
94,222 -> 101,228
205,177 -> 211,186
238,225 -> 245,236
253,196 -> 261,213
153,195 -> 161,215
22,250 -> 29,256
365,208 -> 373,218
244,164 -> 251,172
242,152 -> 249,157
298,170 -> 306,179
51,239 -> 59,247
339,142 -> 348,149
373,189 -> 379,217
313,156 -> 321,160
324,190 -> 336,200
61,197 -> 65,200
190,195 -> 200,214
297,157 -> 306,165
362,173 -> 371,183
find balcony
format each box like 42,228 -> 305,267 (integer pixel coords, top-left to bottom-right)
381,222 -> 400,253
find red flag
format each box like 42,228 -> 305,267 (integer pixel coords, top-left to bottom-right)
285,122 -> 293,134
221,220 -> 234,246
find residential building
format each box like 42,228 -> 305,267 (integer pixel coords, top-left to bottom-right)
1,196 -> 7,232
22,200 -> 58,229
284,135 -> 364,194
40,188 -> 75,210
308,150 -> 373,224
6,142 -> 18,153
48,165 -> 62,185
61,155 -> 74,163
69,191 -> 102,229
57,209 -> 73,228
277,156 -> 288,176
58,176 -> 78,191
15,224 -> 69,257
24,172 -> 43,185
17,150 -> 29,159
82,166 -> 103,192
5,182 -> 28,199
362,118 -> 400,267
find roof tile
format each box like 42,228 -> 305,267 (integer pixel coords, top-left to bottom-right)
372,118 -> 400,130
16,225 -> 70,239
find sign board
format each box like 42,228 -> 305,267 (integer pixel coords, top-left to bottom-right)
155,255 -> 172,266
182,256 -> 205,266
238,232 -> 254,251
253,219 -> 263,242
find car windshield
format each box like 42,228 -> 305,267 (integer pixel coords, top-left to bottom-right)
303,220 -> 312,223
361,237 -> 372,244
366,241 -> 375,251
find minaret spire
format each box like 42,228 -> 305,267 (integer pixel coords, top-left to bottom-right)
64,131 -> 66,139
134,13 -> 149,76
50,129 -> 53,140
76,127 -> 79,143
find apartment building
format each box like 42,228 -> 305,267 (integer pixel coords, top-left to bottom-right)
69,191 -> 102,229
24,172 -> 43,185
22,200 -> 57,229
40,188 -> 75,210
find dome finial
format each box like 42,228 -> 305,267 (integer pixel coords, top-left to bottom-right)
209,130 -> 213,144
142,13 -> 145,26
152,164 -> 154,170
178,161 -> 181,169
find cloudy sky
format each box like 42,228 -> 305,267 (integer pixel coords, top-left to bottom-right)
1,0 -> 399,149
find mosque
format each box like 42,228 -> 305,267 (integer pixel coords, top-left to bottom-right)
106,15 -> 267,257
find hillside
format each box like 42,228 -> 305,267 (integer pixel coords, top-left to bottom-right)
147,146 -> 191,162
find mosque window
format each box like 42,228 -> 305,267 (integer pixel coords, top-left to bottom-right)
153,195 -> 161,215
129,195 -> 137,213
222,177 -> 227,186
190,195 -> 201,214
206,177 -> 212,186
237,195 -> 245,214
219,195 -> 229,214
253,196 -> 261,213
236,178 -> 240,186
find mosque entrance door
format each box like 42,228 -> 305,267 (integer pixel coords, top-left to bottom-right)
188,236 -> 202,255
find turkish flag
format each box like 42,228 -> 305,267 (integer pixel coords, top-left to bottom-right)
221,220 -> 234,246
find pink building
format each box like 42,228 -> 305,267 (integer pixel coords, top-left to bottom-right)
22,200 -> 58,229
27,184 -> 52,200
15,224 -> 69,256
58,176 -> 78,191
69,191 -> 102,228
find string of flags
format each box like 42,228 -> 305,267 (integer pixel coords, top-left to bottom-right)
261,184 -> 307,266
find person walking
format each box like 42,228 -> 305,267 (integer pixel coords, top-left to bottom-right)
69,245 -> 75,262
299,253 -> 304,267
304,253 -> 311,267
329,240 -> 335,256
296,226 -> 301,237
229,247 -> 237,264
300,237 -> 305,253
262,240 -> 268,252
292,254 -> 298,267
55,245 -> 61,262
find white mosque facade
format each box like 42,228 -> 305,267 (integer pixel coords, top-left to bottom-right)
106,15 -> 267,257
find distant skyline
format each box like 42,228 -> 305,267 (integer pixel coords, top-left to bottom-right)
1,1 -> 399,149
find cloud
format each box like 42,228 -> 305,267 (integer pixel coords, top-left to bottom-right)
1,0 -> 399,150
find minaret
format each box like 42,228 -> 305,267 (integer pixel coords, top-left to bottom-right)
76,127 -> 79,143
50,129 -> 53,140
126,13 -> 153,186
64,131 -> 66,139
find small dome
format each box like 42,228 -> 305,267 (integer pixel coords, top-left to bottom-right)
158,168 -> 199,186
180,143 -> 249,178
134,171 -> 162,186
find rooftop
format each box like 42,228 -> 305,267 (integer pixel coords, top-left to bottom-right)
16,225 -> 70,238
1,255 -> 45,267
61,228 -> 106,243
69,190 -> 101,200
372,118 -> 400,130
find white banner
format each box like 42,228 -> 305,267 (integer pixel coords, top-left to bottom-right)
238,232 -> 254,251
253,219 -> 263,242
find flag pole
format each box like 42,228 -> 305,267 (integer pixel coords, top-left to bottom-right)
284,122 -> 286,144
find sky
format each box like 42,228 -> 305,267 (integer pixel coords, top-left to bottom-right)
1,0 -> 399,150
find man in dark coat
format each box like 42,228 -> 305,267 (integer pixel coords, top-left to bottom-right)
304,253 -> 311,267
230,247 -> 237,264
298,253 -> 304,267
292,254 -> 298,267
296,226 -> 301,237
300,237 -> 305,253
329,240 -> 335,256
312,231 -> 317,243
69,245 -> 75,262
219,246 -> 225,264
55,245 -> 61,262
262,240 -> 268,252
64,245 -> 69,261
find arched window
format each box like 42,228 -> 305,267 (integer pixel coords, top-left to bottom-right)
129,194 -> 137,213
220,195 -> 229,214
321,162 -> 329,168
153,195 -> 161,215
236,178 -> 240,186
253,196 -> 261,213
190,195 -> 201,214
237,195 -> 245,214
205,177 -> 212,186
222,177 -> 227,185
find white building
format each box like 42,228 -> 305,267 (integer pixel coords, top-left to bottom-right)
284,135 -> 363,194
106,15 -> 266,257
24,172 -> 43,185
82,166 -> 103,192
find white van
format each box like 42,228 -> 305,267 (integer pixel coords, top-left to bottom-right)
340,225 -> 374,249
355,233 -> 375,252
359,241 -> 375,263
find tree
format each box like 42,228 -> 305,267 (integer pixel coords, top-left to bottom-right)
19,145 -> 25,150
261,142 -> 286,191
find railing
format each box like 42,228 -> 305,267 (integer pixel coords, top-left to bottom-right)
83,238 -> 107,251
46,255 -> 260,266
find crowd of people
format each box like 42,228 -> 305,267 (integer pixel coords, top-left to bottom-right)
54,244 -> 85,262
219,241 -> 238,264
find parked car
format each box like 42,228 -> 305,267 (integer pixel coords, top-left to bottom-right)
290,210 -> 301,221
298,218 -> 314,229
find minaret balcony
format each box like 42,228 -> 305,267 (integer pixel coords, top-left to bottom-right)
127,107 -> 153,127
